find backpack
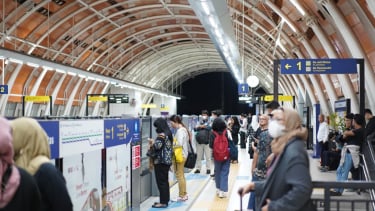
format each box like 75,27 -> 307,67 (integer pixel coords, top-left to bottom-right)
195,129 -> 209,144
212,130 -> 230,161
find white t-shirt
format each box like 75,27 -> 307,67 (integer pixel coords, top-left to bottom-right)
175,127 -> 189,158
317,121 -> 329,143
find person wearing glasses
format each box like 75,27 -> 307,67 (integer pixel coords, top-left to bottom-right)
239,108 -> 315,211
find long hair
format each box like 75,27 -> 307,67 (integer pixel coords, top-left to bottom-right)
153,117 -> 173,141
169,114 -> 191,141
271,108 -> 308,155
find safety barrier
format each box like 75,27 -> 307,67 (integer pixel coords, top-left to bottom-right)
312,181 -> 375,211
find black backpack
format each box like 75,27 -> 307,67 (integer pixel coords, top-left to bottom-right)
195,129 -> 209,144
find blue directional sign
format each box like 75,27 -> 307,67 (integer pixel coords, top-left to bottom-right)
238,83 -> 249,95
280,59 -> 358,74
0,85 -> 8,94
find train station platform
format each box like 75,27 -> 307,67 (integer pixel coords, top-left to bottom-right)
140,146 -> 372,211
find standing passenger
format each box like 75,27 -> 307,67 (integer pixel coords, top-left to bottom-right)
364,109 -> 375,139
10,117 -> 73,211
239,113 -> 248,149
317,114 -> 329,167
247,114 -> 272,210
194,110 -> 211,174
239,108 -> 315,210
0,117 -> 42,211
210,118 -> 231,198
330,114 -> 365,196
148,118 -> 173,208
169,115 -> 189,201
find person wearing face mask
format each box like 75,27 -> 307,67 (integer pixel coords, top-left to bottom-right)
194,110 -> 212,174
239,108 -> 315,211
148,118 -> 173,208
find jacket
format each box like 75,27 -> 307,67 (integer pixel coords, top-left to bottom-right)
254,139 -> 315,211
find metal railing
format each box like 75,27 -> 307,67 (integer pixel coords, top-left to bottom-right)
312,181 -> 375,211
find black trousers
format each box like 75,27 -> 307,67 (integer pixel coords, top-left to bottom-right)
240,131 -> 246,148
154,163 -> 171,204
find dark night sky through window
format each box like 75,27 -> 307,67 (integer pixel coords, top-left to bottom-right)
176,72 -> 258,115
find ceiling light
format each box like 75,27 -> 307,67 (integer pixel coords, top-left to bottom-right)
9,58 -> 23,64
67,71 -> 76,76
55,68 -> 65,73
26,62 -> 40,68
43,66 -> 53,71
78,74 -> 86,78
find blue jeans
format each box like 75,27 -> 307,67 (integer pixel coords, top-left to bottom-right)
248,174 -> 260,209
214,159 -> 230,192
334,152 -> 353,194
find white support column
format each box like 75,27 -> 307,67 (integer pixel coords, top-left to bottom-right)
92,82 -> 110,116
78,81 -> 97,116
366,0 -> 375,18
305,15 -> 359,113
25,68 -> 48,116
44,72 -> 67,116
0,64 -> 22,115
63,78 -> 84,116
296,33 -> 331,113
319,0 -> 375,110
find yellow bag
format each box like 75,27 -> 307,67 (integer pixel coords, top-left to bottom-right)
173,138 -> 184,163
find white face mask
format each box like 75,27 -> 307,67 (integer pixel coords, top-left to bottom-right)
202,116 -> 208,120
268,119 -> 285,138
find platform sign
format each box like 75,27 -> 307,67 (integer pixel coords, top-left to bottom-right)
39,120 -> 59,159
24,95 -> 50,102
104,119 -> 135,148
0,85 -> 8,94
238,83 -> 249,95
262,95 -> 293,102
280,59 -> 358,74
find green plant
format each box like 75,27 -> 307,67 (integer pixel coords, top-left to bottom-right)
329,113 -> 345,132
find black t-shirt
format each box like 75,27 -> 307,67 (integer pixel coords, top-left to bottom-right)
345,127 -> 365,146
0,167 -> 42,211
366,117 -> 375,138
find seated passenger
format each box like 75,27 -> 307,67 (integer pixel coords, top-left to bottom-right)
10,117 -> 73,211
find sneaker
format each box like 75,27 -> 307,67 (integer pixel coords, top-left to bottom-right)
210,174 -> 215,177
206,169 -> 210,174
172,195 -> 188,202
218,191 -> 224,198
330,190 -> 342,196
218,191 -> 227,198
216,189 -> 220,196
194,169 -> 200,174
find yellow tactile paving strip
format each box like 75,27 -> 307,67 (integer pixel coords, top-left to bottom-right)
209,163 -> 240,211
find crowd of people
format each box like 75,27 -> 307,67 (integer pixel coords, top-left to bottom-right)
0,117 -> 73,211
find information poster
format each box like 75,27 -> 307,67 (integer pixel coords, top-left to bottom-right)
60,120 -> 104,157
63,150 -> 102,211
132,145 -> 140,170
106,144 -> 131,211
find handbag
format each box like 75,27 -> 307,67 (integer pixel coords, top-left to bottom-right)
147,135 -> 165,159
173,138 -> 184,163
184,138 -> 197,168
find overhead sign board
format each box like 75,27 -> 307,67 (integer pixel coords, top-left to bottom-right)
24,96 -> 50,102
238,84 -> 249,95
88,96 -> 108,102
263,95 -> 293,102
0,85 -> 8,94
280,59 -> 358,74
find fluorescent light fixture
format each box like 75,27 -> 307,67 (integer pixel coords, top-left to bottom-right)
110,81 -> 117,85
87,76 -> 95,81
9,58 -> 23,64
55,68 -> 66,73
43,66 -> 53,71
67,71 -> 77,76
26,62 -> 40,68
0,56 -> 5,60
78,74 -> 86,78
95,78 -> 103,82
290,0 -> 305,16
103,80 -> 109,84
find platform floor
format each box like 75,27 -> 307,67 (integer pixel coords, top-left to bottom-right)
140,145 -> 369,211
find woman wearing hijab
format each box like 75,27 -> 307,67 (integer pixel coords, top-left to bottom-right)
239,108 -> 315,211
0,117 -> 42,211
148,117 -> 173,208
10,117 -> 73,211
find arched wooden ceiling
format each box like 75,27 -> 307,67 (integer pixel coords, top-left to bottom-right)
0,0 -> 375,114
